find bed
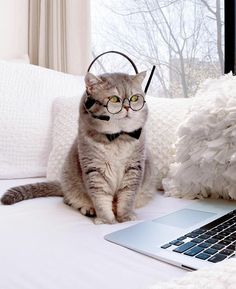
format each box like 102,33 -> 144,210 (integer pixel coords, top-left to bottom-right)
0,178 -> 195,289
0,60 -> 222,289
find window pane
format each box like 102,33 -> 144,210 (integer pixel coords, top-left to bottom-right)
91,0 -> 224,98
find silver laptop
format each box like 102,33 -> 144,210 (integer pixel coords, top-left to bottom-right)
105,199 -> 236,271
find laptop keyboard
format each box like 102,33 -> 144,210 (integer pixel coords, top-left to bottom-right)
161,209 -> 236,263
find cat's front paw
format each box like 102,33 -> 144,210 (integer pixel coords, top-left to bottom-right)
79,206 -> 96,217
117,213 -> 137,223
93,217 -> 117,225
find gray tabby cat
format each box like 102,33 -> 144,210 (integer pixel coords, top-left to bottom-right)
1,72 -> 155,224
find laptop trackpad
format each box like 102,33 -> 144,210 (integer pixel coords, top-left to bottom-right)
153,209 -> 216,229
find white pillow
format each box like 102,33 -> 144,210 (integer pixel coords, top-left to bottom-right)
163,73 -> 236,200
0,61 -> 84,179
47,96 -> 80,181
47,95 -> 192,189
149,258 -> 236,289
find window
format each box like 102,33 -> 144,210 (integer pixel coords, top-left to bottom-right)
91,0 -> 224,98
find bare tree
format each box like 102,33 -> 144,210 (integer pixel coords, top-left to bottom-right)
199,0 -> 224,74
92,0 -> 224,97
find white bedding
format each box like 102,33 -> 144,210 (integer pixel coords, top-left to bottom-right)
0,178 -> 194,289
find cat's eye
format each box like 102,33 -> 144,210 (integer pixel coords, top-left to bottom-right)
106,94 -> 145,114
130,95 -> 139,102
110,96 -> 120,103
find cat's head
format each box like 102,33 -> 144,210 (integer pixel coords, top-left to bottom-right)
80,72 -> 148,134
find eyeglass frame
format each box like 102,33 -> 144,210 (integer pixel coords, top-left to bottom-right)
86,92 -> 146,115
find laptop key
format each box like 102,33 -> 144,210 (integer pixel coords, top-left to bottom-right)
161,243 -> 171,249
214,234 -> 225,240
192,229 -> 206,234
219,240 -> 231,246
227,244 -> 236,250
211,228 -> 222,233
199,234 -> 211,239
207,238 -> 218,244
184,246 -> 203,256
220,231 -> 230,236
175,241 -> 185,246
192,238 -> 204,244
217,225 -> 229,230
206,231 -> 216,236
220,249 -> 234,256
227,227 -> 235,233
196,253 -> 211,260
185,232 -> 199,238
225,236 -> 235,242
198,242 -> 211,248
204,248 -> 218,255
208,253 -> 227,263
177,236 -> 187,241
169,240 -> 184,246
173,242 -> 196,253
231,226 -> 236,232
212,243 -> 225,250
223,229 -> 234,235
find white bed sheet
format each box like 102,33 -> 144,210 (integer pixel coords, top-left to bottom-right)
0,178 -> 195,289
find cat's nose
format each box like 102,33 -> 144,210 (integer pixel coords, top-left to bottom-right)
123,98 -> 129,111
124,105 -> 129,111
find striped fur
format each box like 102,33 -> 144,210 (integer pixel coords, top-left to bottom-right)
1,182 -> 62,205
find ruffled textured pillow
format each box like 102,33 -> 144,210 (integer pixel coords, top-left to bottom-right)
47,95 -> 192,189
149,258 -> 236,289
163,73 -> 236,200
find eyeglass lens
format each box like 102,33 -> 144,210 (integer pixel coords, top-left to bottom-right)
106,95 -> 145,114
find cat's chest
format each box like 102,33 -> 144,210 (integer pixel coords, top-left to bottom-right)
98,141 -> 137,187
102,141 -> 134,168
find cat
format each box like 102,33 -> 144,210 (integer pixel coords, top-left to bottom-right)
1,72 -> 155,224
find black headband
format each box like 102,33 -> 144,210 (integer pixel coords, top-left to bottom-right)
87,50 -> 155,94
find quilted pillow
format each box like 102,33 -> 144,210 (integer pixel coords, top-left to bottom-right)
163,74 -> 236,200
47,95 -> 192,189
0,61 -> 84,179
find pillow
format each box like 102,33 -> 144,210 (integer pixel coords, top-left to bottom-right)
149,258 -> 236,289
0,61 -> 84,179
47,96 -> 80,181
47,95 -> 192,189
163,73 -> 236,200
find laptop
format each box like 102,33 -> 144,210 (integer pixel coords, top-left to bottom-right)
105,199 -> 236,271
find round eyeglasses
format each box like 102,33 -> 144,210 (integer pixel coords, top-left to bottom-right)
105,94 -> 146,114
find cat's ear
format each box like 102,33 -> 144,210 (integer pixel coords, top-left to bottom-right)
85,72 -> 102,87
132,71 -> 147,84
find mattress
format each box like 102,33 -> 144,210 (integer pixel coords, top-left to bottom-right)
0,178 -> 195,289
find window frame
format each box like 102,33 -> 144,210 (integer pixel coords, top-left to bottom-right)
224,0 -> 236,73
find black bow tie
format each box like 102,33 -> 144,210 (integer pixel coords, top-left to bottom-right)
106,128 -> 142,142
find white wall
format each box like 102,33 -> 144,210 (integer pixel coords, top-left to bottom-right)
0,0 -> 29,59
